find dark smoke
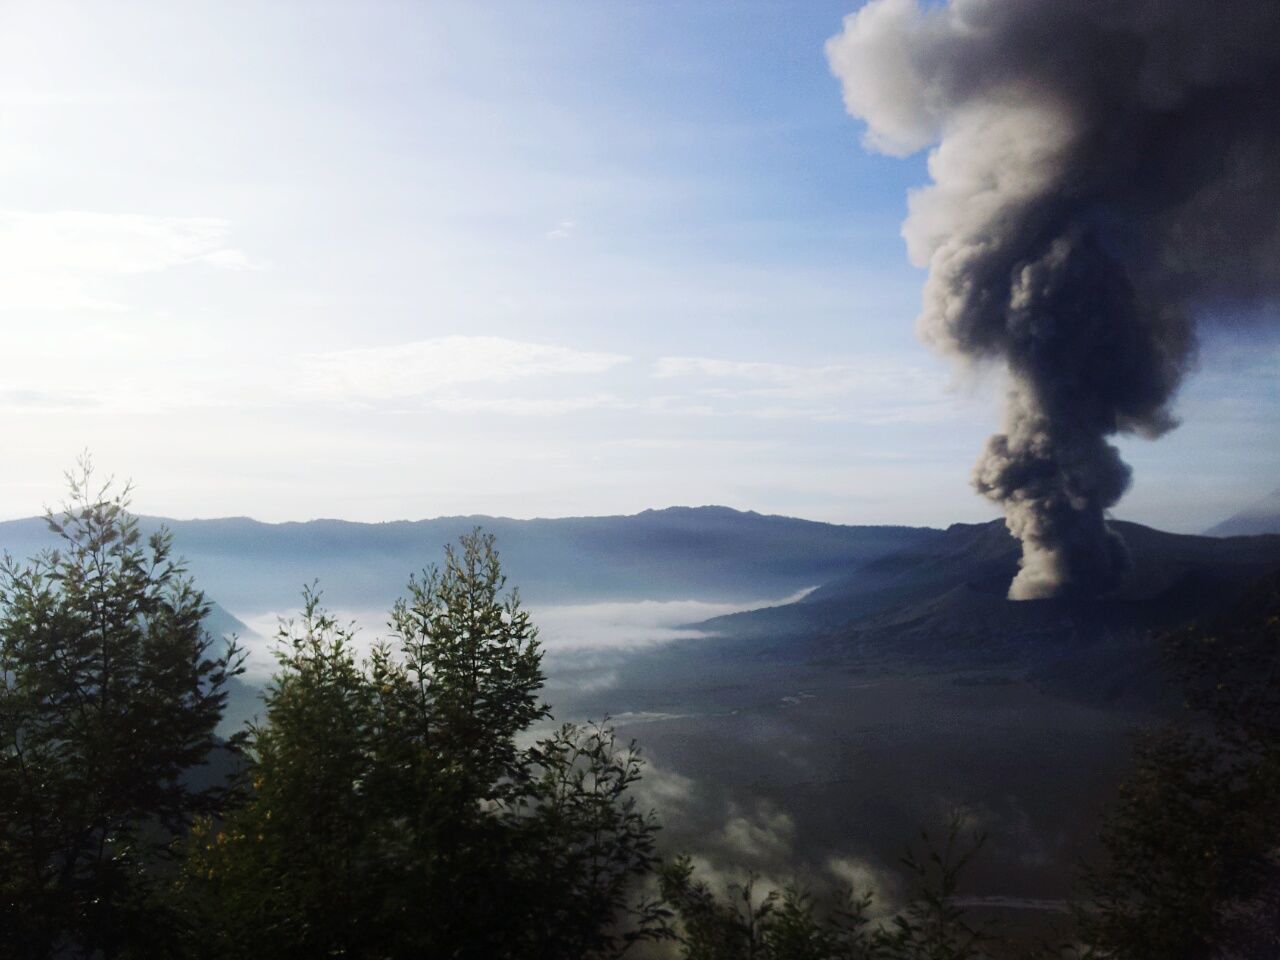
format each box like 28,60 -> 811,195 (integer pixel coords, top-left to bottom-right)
827,0 -> 1280,598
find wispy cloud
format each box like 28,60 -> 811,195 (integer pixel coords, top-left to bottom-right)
0,389 -> 100,412
544,218 -> 576,240
0,211 -> 254,312
0,89 -> 179,107
293,335 -> 629,409
652,355 -> 960,423
655,355 -> 927,398
0,329 -> 630,419
425,393 -> 630,417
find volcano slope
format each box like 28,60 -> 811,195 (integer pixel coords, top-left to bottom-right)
692,519 -> 1280,703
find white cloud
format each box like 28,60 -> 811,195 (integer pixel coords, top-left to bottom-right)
426,392 -> 630,417
656,355 -> 926,397
293,335 -> 629,405
653,355 -> 961,423
0,210 -> 254,311
545,218 -> 576,240
0,328 -> 628,419
0,389 -> 99,412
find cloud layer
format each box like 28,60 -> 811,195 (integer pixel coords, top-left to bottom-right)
293,336 -> 629,407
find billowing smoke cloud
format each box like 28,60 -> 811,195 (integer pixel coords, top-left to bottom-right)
827,0 -> 1280,598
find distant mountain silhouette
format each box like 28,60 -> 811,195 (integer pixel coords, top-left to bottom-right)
0,507 -> 938,612
697,519 -> 1280,703
1205,487 -> 1280,536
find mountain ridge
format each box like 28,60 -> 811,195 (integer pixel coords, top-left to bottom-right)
0,506 -> 940,612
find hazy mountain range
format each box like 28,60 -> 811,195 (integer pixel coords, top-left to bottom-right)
1,492 -> 1272,697
4,504 -> 1278,682
0,506 -> 934,614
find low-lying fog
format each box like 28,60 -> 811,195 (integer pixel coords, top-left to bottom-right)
230,588 -> 815,683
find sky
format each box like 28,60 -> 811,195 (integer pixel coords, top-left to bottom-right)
1,0 -> 1277,532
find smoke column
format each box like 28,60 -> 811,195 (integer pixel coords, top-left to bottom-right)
826,0 -> 1280,599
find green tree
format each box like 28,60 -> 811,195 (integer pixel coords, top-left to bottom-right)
180,530 -> 663,959
513,719 -> 667,958
176,594 -> 385,958
0,463 -> 242,959
657,858 -> 792,960
1079,572 -> 1280,959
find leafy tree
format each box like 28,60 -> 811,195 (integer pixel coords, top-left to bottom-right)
875,823 -> 993,960
658,858 -> 876,960
0,462 -> 242,960
1079,572 -> 1280,959
180,530 -> 663,959
658,859 -> 788,960
175,594 -> 386,958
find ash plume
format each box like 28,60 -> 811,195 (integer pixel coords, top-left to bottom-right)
827,0 -> 1280,599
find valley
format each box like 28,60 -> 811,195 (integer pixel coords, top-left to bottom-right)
23,503 -> 1263,917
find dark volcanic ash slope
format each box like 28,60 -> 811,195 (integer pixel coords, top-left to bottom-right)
699,520 -> 1280,699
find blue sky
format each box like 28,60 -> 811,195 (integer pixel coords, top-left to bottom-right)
0,0 -> 1276,530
